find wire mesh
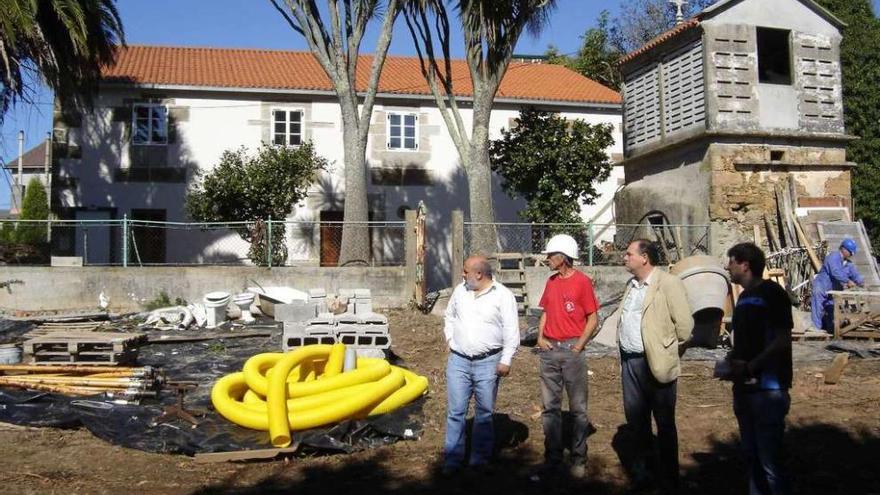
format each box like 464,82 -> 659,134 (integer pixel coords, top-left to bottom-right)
463,222 -> 711,266
0,219 -> 408,267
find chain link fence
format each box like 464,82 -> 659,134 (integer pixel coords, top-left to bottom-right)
0,219 -> 407,267
463,222 -> 711,266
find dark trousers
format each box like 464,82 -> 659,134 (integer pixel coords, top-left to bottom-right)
539,340 -> 589,466
733,389 -> 791,495
621,353 -> 679,493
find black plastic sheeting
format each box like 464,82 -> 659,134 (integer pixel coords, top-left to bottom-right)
0,326 -> 424,456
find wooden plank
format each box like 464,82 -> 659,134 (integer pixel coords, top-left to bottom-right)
823,353 -> 849,384
146,331 -> 273,344
194,445 -> 300,464
792,213 -> 821,273
763,213 -> 780,252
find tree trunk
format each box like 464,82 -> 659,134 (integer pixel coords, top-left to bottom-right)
465,96 -> 499,256
338,108 -> 371,266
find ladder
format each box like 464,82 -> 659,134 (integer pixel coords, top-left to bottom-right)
494,253 -> 530,315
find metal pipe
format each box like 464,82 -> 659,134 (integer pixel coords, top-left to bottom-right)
0,365 -> 144,374
45,131 -> 52,241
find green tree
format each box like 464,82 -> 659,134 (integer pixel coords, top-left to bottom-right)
489,108 -> 614,224
815,0 -> 880,248
545,11 -> 623,90
185,143 -> 327,266
0,0 -> 125,120
15,177 -> 49,244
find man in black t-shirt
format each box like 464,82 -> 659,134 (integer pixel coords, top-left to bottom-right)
725,242 -> 793,495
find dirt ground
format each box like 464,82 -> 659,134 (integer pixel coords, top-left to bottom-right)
0,308 -> 878,494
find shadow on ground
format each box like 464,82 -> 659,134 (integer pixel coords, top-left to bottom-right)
191,421 -> 880,494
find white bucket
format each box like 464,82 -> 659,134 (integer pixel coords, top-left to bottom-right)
0,345 -> 22,364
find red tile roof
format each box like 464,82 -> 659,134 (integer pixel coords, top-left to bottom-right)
618,18 -> 701,66
3,139 -> 49,170
101,45 -> 621,105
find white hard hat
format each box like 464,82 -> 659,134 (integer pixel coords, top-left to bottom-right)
542,234 -> 579,259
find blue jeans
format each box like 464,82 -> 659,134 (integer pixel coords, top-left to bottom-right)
444,351 -> 501,469
733,389 -> 791,495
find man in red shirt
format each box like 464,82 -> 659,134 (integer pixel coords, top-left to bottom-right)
534,234 -> 600,480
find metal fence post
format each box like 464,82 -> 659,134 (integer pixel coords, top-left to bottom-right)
266,217 -> 273,268
587,222 -> 594,266
122,214 -> 128,268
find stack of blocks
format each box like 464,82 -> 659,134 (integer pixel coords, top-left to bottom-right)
281,288 -> 391,352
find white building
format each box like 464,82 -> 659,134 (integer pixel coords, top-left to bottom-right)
52,46 -> 623,289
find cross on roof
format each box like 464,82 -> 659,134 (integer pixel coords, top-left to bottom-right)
670,0 -> 688,24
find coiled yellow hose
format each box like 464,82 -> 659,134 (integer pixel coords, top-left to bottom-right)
210,343 -> 429,447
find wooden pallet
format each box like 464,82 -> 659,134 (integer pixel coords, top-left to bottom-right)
21,321 -> 110,340
792,331 -> 832,342
23,331 -> 145,365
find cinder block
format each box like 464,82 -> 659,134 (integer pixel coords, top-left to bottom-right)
308,288 -> 327,299
282,321 -> 337,351
353,288 -> 371,298
273,301 -> 318,323
308,314 -> 336,326
335,324 -> 360,346
354,300 -> 373,315
334,313 -> 362,324
360,313 -> 388,325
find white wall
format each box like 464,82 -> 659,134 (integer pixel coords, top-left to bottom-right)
61,89 -> 622,286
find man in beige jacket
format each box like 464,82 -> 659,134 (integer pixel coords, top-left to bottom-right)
618,239 -> 693,494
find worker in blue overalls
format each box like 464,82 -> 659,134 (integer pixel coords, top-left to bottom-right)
811,238 -> 864,332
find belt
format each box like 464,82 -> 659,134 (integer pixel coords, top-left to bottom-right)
451,347 -> 502,361
620,350 -> 646,360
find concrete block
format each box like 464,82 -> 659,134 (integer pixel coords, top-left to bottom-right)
308,288 -> 327,298
360,313 -> 388,325
354,300 -> 373,315
273,301 -> 318,323
353,288 -> 371,298
337,289 -> 355,300
308,314 -> 336,325
282,321 -> 337,350
51,256 -> 83,267
334,313 -> 362,324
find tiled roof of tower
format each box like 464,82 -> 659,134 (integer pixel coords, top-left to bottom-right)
618,18 -> 701,65
101,45 -> 621,105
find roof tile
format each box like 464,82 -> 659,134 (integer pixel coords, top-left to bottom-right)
102,46 -> 621,105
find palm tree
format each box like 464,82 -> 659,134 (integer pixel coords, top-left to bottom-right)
404,0 -> 557,254
0,0 -> 125,120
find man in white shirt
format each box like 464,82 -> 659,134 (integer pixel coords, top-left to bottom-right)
442,255 -> 520,475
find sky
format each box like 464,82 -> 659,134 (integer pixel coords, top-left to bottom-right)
1,0 -> 879,209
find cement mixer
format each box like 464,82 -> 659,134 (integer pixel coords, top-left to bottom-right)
669,255 -> 732,348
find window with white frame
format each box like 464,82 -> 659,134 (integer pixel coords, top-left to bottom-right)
386,112 -> 418,151
132,104 -> 168,145
272,109 -> 303,146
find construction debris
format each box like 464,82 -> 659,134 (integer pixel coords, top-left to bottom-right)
0,364 -> 162,401
23,331 -> 145,365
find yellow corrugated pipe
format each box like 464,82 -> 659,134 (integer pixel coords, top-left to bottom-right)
210,343 -> 429,447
